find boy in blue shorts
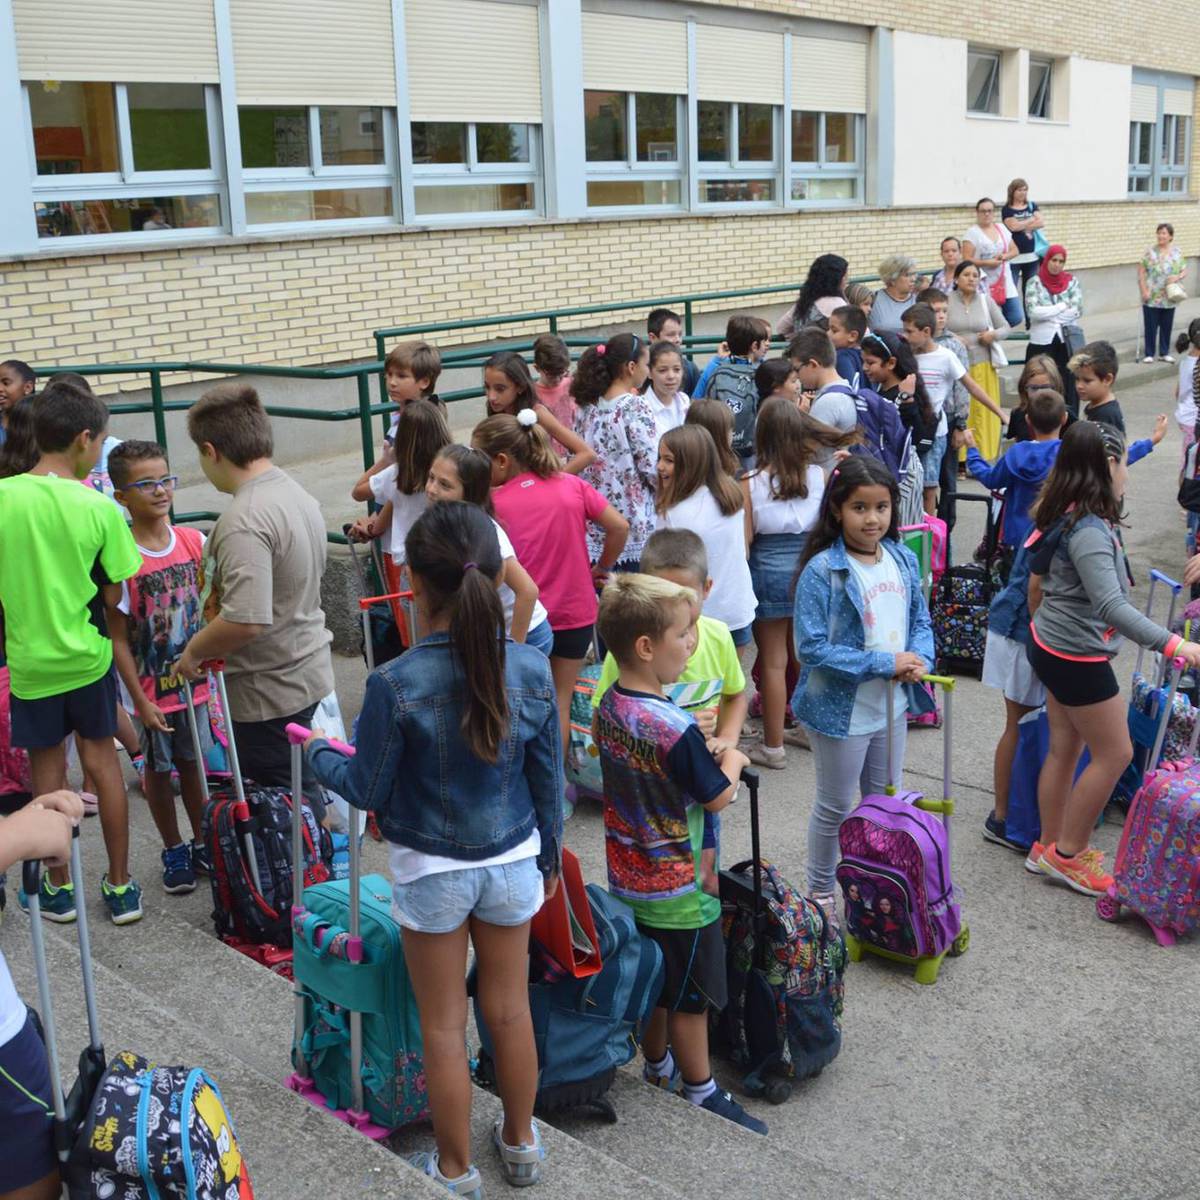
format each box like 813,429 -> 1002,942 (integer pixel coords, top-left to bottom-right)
591,529 -> 747,893
593,573 -> 765,1135
107,440 -> 212,895
0,381 -> 144,925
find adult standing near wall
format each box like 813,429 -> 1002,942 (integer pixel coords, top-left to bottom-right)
1139,222 -> 1187,363
1002,179 -> 1045,327
946,260 -> 1010,460
776,254 -> 848,336
929,237 -> 963,293
868,255 -> 920,333
962,198 -> 1022,328
1024,244 -> 1082,416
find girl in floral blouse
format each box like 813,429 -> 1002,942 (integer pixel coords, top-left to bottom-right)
1139,222 -> 1187,363
571,333 -> 658,568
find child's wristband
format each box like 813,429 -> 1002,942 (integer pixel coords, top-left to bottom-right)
1164,634 -> 1184,659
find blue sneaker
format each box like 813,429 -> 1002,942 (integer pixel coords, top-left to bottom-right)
983,812 -> 1025,852
190,840 -> 212,878
19,876 -> 77,923
697,1087 -> 769,1136
101,876 -> 143,926
161,844 -> 196,894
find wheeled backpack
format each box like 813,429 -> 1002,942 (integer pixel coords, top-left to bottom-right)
931,491 -> 996,677
714,769 -> 846,1103
566,662 -> 604,805
473,884 -> 663,1121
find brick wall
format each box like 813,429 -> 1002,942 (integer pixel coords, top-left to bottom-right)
3,196 -> 1197,390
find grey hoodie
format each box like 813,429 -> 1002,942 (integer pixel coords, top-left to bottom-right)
1030,515 -> 1173,660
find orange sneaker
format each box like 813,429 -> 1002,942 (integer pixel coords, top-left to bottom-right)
1040,844 -> 1113,897
1023,841 -> 1046,875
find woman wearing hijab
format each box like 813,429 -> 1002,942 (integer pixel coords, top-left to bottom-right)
1024,244 -> 1082,416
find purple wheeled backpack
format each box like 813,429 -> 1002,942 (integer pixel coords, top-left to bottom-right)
836,678 -> 968,985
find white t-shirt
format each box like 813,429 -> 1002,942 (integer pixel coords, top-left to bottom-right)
748,465 -> 825,536
648,390 -> 691,446
0,950 -> 25,1050
368,468 -> 426,564
846,550 -> 908,735
660,488 -> 756,631
964,223 -> 1017,299
915,346 -> 967,437
389,830 -> 542,886
1176,353 -> 1199,430
492,519 -> 549,637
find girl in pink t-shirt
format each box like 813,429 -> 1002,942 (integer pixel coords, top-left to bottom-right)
474,411 -> 628,753
532,333 -> 577,454
484,351 -> 595,475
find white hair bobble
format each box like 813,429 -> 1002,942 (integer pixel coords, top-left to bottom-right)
516,408 -> 538,429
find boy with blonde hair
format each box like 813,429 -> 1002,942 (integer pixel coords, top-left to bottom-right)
594,573 -> 764,1135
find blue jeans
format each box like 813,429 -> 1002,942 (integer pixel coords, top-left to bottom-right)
1000,295 -> 1024,328
1143,305 -> 1175,357
392,857 -> 544,933
524,618 -> 554,657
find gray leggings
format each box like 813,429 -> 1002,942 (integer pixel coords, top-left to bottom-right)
806,715 -> 907,894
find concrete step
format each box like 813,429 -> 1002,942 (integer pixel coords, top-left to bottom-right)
2,912 -> 446,1199
67,815 -> 677,1200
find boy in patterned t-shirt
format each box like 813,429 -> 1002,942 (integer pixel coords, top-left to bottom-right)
593,574 -> 765,1136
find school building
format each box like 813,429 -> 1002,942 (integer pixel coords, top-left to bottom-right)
0,0 -> 1196,376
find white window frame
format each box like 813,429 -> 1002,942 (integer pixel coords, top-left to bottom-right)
788,110 -> 864,208
696,100 -> 780,209
966,48 -> 1002,116
240,104 -> 399,232
409,120 -> 542,223
1127,73 -> 1193,199
23,81 -> 226,246
1028,56 -> 1053,120
583,91 -> 685,213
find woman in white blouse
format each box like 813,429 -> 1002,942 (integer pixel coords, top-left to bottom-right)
962,197 -> 1022,328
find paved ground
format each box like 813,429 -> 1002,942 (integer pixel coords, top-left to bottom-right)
327,369 -> 1200,1200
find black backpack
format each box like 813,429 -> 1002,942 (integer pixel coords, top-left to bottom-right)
705,360 -> 759,457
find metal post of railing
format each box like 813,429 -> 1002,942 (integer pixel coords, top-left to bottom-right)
149,368 -> 168,450
684,299 -> 694,341
374,332 -> 388,404
549,314 -> 558,334
356,372 -> 376,472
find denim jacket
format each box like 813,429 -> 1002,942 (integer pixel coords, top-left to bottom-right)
791,537 -> 935,738
307,633 -> 563,879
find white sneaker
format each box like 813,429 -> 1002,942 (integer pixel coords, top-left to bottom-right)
1162,354 -> 1176,364
748,743 -> 787,769
1142,356 -> 1155,364
782,724 -> 811,750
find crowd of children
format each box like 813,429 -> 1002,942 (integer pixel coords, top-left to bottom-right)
2,270 -> 1198,1198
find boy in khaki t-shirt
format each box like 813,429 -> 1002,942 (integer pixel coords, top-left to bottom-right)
177,384 -> 333,808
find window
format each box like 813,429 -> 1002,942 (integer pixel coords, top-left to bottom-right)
240,105 -> 394,226
967,49 -> 1001,115
790,110 -> 863,204
1127,74 -> 1193,197
410,122 -> 539,218
1028,57 -> 1053,120
584,91 -> 683,209
696,101 -> 777,205
25,80 -> 223,240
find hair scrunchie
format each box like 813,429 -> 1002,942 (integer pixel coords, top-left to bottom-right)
516,408 -> 538,429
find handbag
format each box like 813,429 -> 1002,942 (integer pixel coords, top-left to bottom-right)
987,224 -> 1011,305
1063,322 -> 1086,356
1032,227 -> 1050,258
1167,281 -> 1188,305
530,847 -> 602,978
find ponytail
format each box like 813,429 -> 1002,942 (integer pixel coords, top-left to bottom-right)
472,412 -> 561,479
570,332 -> 643,406
1178,318 -> 1200,355
404,502 -> 509,763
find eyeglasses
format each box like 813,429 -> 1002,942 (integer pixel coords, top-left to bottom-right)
125,475 -> 179,494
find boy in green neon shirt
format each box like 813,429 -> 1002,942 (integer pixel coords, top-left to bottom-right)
0,381 -> 143,924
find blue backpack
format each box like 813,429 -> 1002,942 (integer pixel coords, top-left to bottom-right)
292,872 -> 429,1129
474,885 -> 663,1120
823,382 -> 911,480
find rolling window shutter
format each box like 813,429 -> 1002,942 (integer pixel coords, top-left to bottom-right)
14,0 -> 219,83
406,0 -> 542,124
1163,88 -> 1194,117
231,0 -> 397,106
792,38 -> 868,113
582,12 -> 687,95
1130,83 -> 1159,123
695,25 -> 784,105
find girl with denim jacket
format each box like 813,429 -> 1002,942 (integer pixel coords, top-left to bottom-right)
306,501 -> 563,1198
791,458 -> 934,921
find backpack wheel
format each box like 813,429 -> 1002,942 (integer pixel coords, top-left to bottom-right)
844,933 -> 863,962
1095,894 -> 1121,922
763,1078 -> 792,1105
948,926 -> 970,957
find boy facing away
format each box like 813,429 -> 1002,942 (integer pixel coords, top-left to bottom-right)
591,530 -> 749,893
695,314 -> 771,463
107,440 -> 211,896
0,381 -> 144,924
829,304 -> 867,390
593,573 -> 765,1135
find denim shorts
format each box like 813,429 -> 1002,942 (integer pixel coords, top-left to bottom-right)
524,618 -> 554,657
139,700 -> 213,774
749,532 -> 806,620
923,433 -> 948,488
392,857 -> 544,933
730,623 -> 753,648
